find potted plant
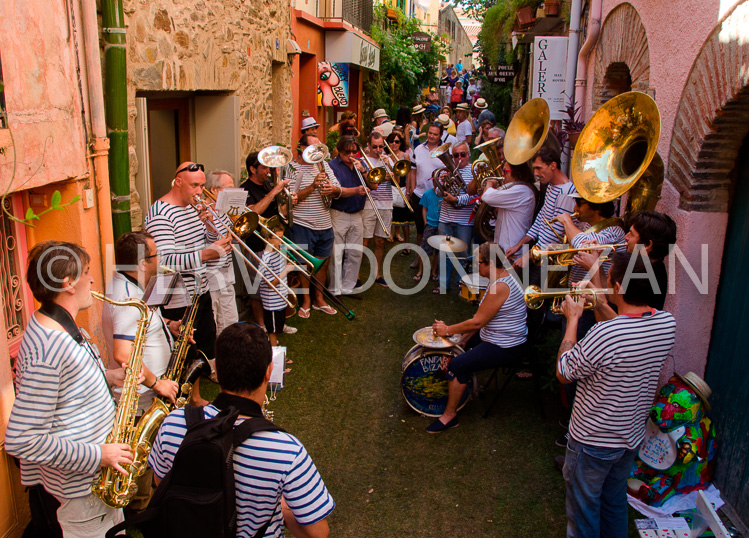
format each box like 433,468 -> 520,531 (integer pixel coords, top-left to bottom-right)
559,94 -> 585,153
545,0 -> 561,16
516,7 -> 536,29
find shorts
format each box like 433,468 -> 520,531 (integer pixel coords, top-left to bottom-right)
362,207 -> 393,239
263,308 -> 286,334
288,224 -> 335,258
420,224 -> 439,255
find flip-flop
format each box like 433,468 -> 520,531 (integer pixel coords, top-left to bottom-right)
286,359 -> 294,364
298,308 -> 310,319
413,274 -> 423,281
312,304 -> 337,315
431,274 -> 439,282
400,249 -> 412,256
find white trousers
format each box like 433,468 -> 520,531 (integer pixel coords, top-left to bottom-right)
55,493 -> 124,538
210,285 -> 239,335
328,209 -> 364,295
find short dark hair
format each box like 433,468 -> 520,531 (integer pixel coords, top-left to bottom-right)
608,251 -> 656,307
246,151 -> 260,174
26,241 -> 91,303
478,242 -> 507,268
428,122 -> 444,136
368,130 -> 384,145
116,231 -> 155,267
386,130 -> 409,151
509,163 -> 534,184
578,200 -> 616,218
215,322 -> 272,392
627,211 -> 677,261
337,135 -> 358,154
534,146 -> 561,169
299,134 -> 317,149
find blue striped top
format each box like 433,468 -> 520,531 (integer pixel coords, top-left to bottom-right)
559,310 -> 676,449
361,155 -> 393,209
259,250 -> 288,312
5,314 -> 116,499
284,162 -> 340,231
479,274 -> 528,347
525,182 -> 578,249
149,406 -> 335,537
145,200 -> 218,296
569,225 -> 626,284
439,165 -> 476,226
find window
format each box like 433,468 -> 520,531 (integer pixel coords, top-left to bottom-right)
0,55 -> 6,129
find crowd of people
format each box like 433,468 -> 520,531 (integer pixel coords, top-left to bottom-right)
5,85 -> 682,538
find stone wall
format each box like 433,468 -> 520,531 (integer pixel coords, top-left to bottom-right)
123,0 -> 294,225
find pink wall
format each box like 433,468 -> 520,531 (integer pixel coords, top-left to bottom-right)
581,0 -> 745,378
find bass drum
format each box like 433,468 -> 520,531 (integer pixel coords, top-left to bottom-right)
401,344 -> 472,417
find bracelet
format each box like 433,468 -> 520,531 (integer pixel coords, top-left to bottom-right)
147,376 -> 159,389
446,328 -> 451,337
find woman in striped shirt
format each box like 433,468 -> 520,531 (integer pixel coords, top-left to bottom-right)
428,242 -> 527,433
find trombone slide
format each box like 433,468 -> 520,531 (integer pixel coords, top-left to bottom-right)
355,160 -> 391,239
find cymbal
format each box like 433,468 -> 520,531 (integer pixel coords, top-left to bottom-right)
412,327 -> 461,348
427,235 -> 468,253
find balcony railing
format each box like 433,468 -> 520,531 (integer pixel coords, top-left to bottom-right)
320,0 -> 373,34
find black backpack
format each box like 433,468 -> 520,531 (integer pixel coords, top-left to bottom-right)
108,396 -> 284,538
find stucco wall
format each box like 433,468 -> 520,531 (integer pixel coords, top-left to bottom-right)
124,0 -> 294,223
580,0 -> 746,377
0,0 -> 88,194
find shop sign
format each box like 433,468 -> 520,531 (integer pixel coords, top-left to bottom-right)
318,62 -> 349,107
412,32 -> 431,52
486,64 -> 515,83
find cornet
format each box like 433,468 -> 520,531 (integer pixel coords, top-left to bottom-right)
524,285 -> 604,314
530,243 -> 626,267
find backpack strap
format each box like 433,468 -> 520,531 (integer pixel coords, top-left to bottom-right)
184,405 -> 205,429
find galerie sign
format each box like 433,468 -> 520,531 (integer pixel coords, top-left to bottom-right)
531,36 -> 567,120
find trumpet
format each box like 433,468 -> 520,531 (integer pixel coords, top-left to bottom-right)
191,195 -> 297,309
201,189 -> 356,321
524,285 -> 604,314
530,243 -> 626,266
356,145 -> 392,239
382,140 -> 415,213
302,143 -> 334,208
258,145 -> 295,228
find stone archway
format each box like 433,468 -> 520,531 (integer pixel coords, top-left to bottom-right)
668,1 -> 749,212
592,3 -> 650,110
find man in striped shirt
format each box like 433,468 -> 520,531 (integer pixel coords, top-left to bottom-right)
361,131 -> 393,287
6,241 -> 136,537
144,162 -> 232,359
149,322 -> 335,537
284,135 -> 341,318
556,251 -> 676,537
434,141 -> 475,293
506,147 -> 579,277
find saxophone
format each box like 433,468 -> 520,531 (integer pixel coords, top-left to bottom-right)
91,292 -> 152,508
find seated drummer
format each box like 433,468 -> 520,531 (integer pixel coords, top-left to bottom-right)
429,242 -> 527,433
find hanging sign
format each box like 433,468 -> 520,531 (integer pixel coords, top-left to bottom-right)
531,36 -> 568,120
412,32 -> 431,52
318,62 -> 349,107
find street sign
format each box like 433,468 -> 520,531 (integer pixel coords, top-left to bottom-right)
412,32 -> 431,52
486,64 -> 515,83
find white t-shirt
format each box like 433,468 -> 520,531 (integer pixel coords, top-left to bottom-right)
482,183 -> 536,251
103,272 -> 173,414
456,119 -> 473,143
440,131 -> 458,147
412,143 -> 445,198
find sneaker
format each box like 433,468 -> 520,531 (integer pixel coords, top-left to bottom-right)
555,433 -> 569,448
554,455 -> 566,473
559,418 -> 569,430
282,325 -> 298,334
375,276 -> 388,287
426,416 -> 459,434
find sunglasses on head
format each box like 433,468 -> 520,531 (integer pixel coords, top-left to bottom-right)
453,152 -> 469,158
176,163 -> 205,174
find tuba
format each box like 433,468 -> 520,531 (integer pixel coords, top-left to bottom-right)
430,142 -> 463,200
91,292 -> 152,508
471,137 -> 506,242
258,145 -> 295,228
302,143 -> 333,208
504,98 -> 551,165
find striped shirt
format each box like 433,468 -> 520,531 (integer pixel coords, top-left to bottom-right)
5,314 -> 116,499
559,310 -> 676,449
479,275 -> 528,347
525,182 -> 578,249
103,272 -> 173,414
149,406 -> 335,537
361,155 -> 393,209
439,165 -> 476,226
145,200 -> 217,296
568,224 -> 626,284
259,249 -> 288,312
284,161 -> 340,231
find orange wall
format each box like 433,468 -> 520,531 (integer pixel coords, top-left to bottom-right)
291,15 -> 327,142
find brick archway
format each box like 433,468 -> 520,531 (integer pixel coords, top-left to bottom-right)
668,1 -> 749,212
592,3 -> 650,110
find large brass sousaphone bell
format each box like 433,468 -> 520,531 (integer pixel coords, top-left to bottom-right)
504,98 -> 551,165
571,91 -> 661,204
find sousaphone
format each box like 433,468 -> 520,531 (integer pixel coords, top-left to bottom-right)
504,98 -> 551,165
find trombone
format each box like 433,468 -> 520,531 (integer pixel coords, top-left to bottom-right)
356,144 -> 392,239
524,285 -> 605,314
382,140 -> 415,213
201,189 -> 355,321
258,145 -> 294,228
530,243 -> 626,266
191,195 -> 297,309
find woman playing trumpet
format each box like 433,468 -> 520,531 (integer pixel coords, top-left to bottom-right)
428,242 -> 527,433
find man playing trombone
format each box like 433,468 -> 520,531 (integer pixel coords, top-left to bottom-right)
284,135 -> 342,318
327,135 -> 368,298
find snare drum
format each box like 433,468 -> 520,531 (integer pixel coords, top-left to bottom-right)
401,344 -> 472,417
459,273 -> 490,304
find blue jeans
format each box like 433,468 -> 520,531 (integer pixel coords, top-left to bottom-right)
563,437 -> 637,538
436,222 -> 473,291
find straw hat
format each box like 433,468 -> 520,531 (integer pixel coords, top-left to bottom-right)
436,114 -> 450,127
455,102 -> 470,112
301,117 -> 319,130
373,108 -> 389,120
412,104 -> 425,115
675,372 -> 712,411
474,98 -> 488,110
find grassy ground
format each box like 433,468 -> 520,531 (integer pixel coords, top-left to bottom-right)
202,236 -> 645,537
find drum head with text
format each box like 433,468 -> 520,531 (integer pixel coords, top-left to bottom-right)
401,345 -> 471,417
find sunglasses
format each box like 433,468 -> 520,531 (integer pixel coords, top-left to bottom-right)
176,163 -> 205,174
341,149 -> 358,155
503,168 -> 511,175
453,152 -> 469,158
371,145 -> 384,149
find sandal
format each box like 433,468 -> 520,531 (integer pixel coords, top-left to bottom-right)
298,307 -> 310,319
431,274 -> 439,282
400,249 -> 412,256
312,304 -> 337,315
413,274 -> 423,281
